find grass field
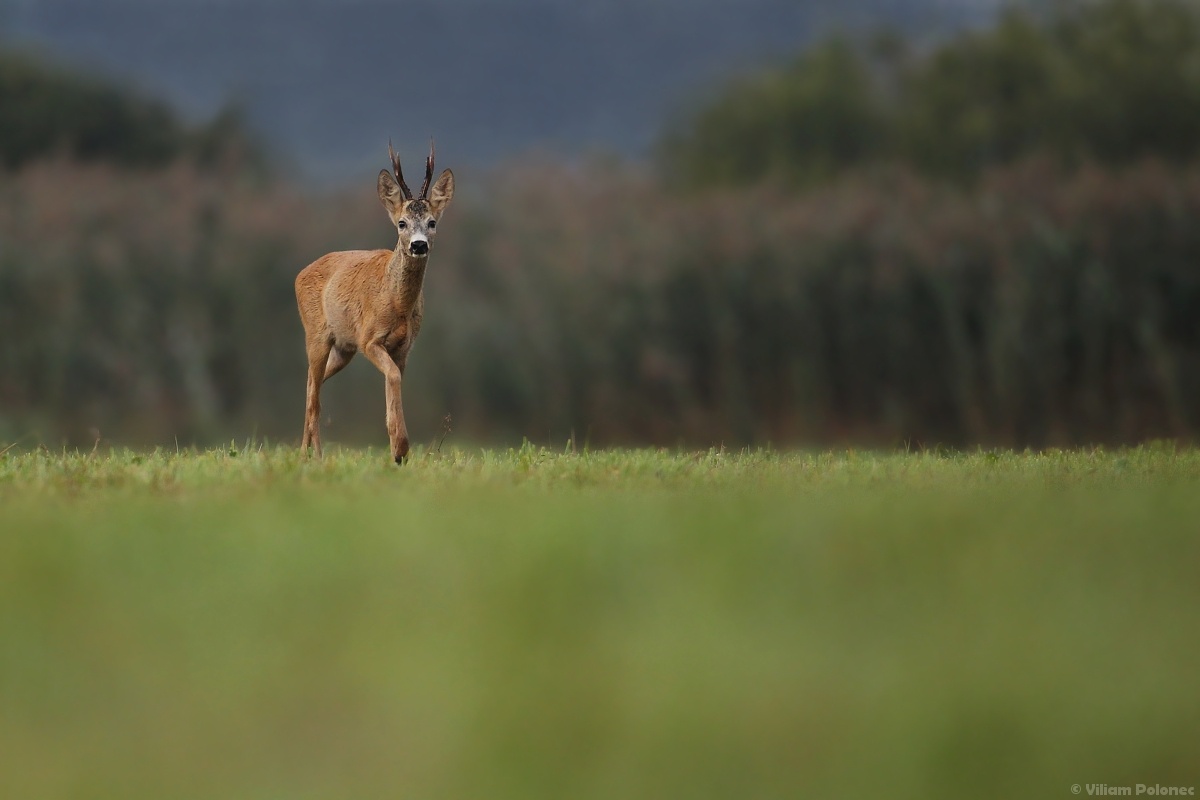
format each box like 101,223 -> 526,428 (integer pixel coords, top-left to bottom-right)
2,443 -> 1198,799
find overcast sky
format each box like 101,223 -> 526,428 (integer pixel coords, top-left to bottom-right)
1,0 -> 1003,182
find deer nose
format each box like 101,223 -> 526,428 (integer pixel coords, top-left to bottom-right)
410,239 -> 429,256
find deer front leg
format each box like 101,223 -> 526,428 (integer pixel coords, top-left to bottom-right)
364,343 -> 410,465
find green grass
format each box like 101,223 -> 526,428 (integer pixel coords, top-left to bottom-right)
2,444 -> 1198,799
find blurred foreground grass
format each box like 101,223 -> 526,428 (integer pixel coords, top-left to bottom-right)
1,444 -> 1198,799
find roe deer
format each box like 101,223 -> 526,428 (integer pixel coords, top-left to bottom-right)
295,141 -> 454,463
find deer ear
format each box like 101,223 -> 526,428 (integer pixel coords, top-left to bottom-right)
378,169 -> 403,214
429,169 -> 455,215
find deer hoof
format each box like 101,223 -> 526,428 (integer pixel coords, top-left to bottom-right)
394,436 -> 410,465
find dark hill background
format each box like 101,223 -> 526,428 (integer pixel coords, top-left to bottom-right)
0,0 -> 1000,182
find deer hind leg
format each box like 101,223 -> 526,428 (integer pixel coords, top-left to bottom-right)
302,338 -> 333,457
363,343 -> 409,465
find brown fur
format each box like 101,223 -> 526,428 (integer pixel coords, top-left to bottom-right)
295,152 -> 454,463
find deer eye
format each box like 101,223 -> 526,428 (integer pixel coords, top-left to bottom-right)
397,220 -> 407,229
427,219 -> 437,229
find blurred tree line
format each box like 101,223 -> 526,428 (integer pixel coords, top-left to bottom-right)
0,49 -> 263,169
2,158 -> 1198,448
2,0 -> 1200,449
660,0 -> 1200,186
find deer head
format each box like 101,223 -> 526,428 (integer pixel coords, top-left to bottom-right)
377,140 -> 455,258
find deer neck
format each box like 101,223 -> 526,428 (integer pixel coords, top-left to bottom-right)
387,248 -> 427,310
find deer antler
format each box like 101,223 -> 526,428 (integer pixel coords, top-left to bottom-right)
419,139 -> 435,200
388,139 -> 414,200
